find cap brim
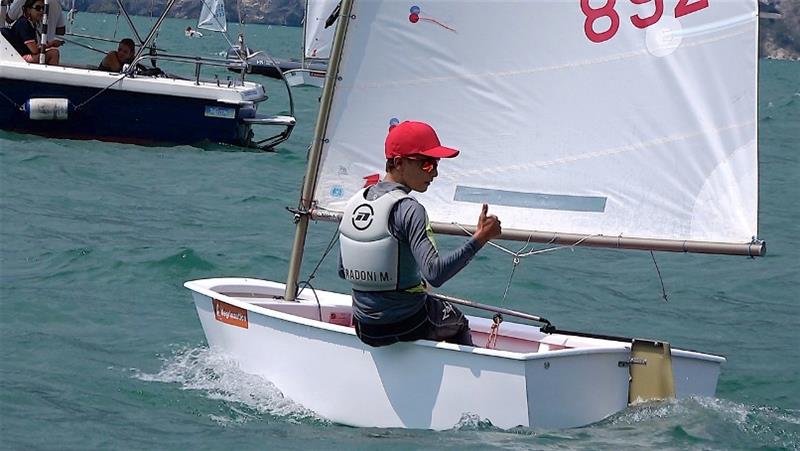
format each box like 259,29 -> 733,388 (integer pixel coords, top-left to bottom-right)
418,146 -> 460,158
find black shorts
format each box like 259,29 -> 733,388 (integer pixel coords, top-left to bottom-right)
354,294 -> 474,347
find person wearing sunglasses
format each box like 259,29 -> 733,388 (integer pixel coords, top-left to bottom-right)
6,0 -> 59,64
5,0 -> 66,49
339,120 -> 502,348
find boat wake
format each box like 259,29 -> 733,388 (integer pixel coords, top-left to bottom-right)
133,345 -> 326,426
603,397 -> 799,449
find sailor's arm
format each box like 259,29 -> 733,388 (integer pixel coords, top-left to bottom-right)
399,200 -> 483,288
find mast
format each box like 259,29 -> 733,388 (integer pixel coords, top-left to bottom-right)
284,0 -> 354,301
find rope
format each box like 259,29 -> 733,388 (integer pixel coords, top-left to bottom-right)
452,223 -> 600,345
453,222 -> 597,301
62,36 -> 107,55
500,257 -> 520,305
0,90 -> 23,111
296,224 -> 340,298
113,9 -> 119,40
486,313 -> 503,349
296,280 -> 324,322
452,222 -> 596,259
73,73 -> 129,111
650,251 -> 670,302
295,225 -> 341,322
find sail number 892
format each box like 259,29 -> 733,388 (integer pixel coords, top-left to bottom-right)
580,0 -> 709,43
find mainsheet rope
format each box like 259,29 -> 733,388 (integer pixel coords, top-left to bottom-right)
453,223 -> 599,348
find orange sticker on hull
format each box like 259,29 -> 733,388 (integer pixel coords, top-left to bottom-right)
328,312 -> 353,327
213,299 -> 249,329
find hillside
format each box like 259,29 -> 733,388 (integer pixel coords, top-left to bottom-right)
73,0 -> 800,60
760,0 -> 800,60
72,0 -> 305,26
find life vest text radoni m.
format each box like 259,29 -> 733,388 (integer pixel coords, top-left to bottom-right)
342,268 -> 392,283
213,299 -> 249,328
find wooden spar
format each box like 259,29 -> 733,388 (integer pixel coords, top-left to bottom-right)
284,0 -> 355,301
311,209 -> 766,257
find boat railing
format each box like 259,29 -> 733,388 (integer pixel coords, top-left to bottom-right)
129,53 -> 248,86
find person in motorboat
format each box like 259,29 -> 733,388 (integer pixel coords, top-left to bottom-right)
99,38 -> 135,72
5,0 -> 58,64
338,120 -> 502,347
5,0 -> 65,50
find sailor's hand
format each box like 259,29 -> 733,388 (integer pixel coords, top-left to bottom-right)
46,39 -> 63,48
473,203 -> 501,245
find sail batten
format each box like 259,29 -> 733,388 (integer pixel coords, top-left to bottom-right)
312,0 -> 760,254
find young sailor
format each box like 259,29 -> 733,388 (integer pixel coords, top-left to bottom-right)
98,38 -> 134,72
338,120 -> 502,347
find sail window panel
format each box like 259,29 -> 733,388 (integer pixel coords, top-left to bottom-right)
453,186 -> 607,213
314,0 -> 758,245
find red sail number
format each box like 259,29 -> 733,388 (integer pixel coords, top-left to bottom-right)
674,0 -> 709,18
630,0 -> 663,29
581,0 -> 620,43
581,0 -> 710,43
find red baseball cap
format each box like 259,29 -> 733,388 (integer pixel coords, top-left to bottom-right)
384,121 -> 460,159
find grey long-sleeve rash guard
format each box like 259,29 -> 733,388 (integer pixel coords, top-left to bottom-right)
339,181 -> 483,324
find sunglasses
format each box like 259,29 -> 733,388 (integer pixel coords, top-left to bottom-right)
404,155 -> 439,174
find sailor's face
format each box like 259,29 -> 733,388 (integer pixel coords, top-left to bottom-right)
118,45 -> 134,63
400,156 -> 439,192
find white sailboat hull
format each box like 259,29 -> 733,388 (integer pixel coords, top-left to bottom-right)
185,278 -> 724,430
284,68 -> 327,88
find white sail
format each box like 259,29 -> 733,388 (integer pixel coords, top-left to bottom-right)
312,0 -> 759,247
198,0 -> 227,33
303,0 -> 339,60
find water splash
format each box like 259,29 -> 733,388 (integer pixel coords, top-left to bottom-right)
603,397 -> 800,450
133,345 -> 326,426
452,412 -> 497,431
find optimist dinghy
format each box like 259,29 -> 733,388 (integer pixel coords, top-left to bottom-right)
187,0 -> 764,429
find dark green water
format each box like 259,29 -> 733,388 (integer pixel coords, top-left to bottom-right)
1,13 -> 798,450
